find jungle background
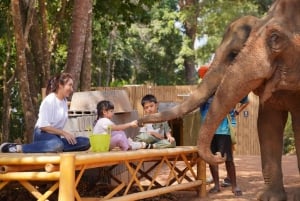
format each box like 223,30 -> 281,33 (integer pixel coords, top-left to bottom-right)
0,0 -> 294,153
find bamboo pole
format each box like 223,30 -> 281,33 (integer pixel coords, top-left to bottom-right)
0,181 -> 9,190
37,182 -> 59,201
45,163 -> 59,172
0,165 -> 44,173
0,153 -> 60,165
58,153 -> 75,201
74,146 -> 198,166
197,158 -> 206,197
0,171 -> 60,180
103,182 -> 125,200
104,181 -> 202,201
19,180 -> 43,199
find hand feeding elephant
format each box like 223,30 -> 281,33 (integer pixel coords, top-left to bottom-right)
138,0 -> 300,200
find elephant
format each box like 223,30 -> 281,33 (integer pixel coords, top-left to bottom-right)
138,0 -> 300,200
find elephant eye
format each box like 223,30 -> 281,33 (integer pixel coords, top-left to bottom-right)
268,30 -> 286,52
228,51 -> 238,61
270,32 -> 279,43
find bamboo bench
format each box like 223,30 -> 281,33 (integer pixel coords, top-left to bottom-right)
0,146 -> 206,201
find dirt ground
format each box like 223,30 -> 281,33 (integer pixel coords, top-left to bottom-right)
172,155 -> 300,201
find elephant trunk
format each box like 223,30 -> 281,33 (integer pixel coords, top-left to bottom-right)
197,37 -> 273,165
137,68 -> 222,125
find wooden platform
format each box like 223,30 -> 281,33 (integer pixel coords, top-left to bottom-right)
0,146 -> 206,201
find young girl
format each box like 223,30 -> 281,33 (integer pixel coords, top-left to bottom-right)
93,100 -> 145,151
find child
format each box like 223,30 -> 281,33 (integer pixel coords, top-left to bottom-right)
135,94 -> 176,149
199,65 -> 242,196
93,100 -> 145,151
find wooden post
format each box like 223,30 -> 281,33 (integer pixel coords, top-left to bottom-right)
58,153 -> 75,201
197,157 -> 206,197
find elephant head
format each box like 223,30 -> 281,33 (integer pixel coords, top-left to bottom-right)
197,0 -> 300,164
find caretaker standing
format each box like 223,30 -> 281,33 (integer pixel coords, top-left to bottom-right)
199,66 -> 242,196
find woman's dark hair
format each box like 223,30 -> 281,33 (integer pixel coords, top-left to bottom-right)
141,94 -> 157,107
46,73 -> 73,95
96,100 -> 114,120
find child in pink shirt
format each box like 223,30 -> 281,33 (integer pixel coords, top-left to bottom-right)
93,100 -> 145,151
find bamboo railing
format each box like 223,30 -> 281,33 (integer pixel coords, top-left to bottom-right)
0,146 -> 206,201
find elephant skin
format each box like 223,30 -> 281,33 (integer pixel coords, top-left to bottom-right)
138,0 -> 300,200
197,0 -> 300,200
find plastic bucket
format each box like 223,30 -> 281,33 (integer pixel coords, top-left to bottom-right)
89,134 -> 111,152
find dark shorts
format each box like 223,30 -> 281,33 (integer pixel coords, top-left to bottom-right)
211,134 -> 233,161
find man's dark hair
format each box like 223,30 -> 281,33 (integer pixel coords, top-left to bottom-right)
141,94 -> 157,107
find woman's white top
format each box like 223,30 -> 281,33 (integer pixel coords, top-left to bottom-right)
35,93 -> 68,129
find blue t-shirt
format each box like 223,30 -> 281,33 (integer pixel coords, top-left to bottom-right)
200,97 -> 229,135
200,96 -> 249,135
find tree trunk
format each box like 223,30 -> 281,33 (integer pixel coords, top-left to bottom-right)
29,9 -> 48,114
179,0 -> 200,84
11,0 -> 37,142
65,0 -> 91,91
1,23 -> 15,142
80,0 -> 93,91
106,26 -> 117,86
38,0 -> 51,87
48,0 -> 68,68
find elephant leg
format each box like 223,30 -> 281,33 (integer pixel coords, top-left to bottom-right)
257,105 -> 288,201
291,112 -> 300,201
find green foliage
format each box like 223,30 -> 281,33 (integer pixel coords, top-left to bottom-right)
130,1 -> 184,85
91,0 -> 159,86
253,0 -> 274,14
283,113 -> 295,154
52,44 -> 68,73
196,0 -> 260,64
92,0 -> 184,86
9,84 -> 25,141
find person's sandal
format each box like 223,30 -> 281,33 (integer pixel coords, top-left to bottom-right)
208,187 -> 220,194
221,178 -> 232,187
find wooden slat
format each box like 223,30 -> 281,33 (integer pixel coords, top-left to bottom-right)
58,153 -> 75,201
0,171 -> 60,180
104,181 -> 202,201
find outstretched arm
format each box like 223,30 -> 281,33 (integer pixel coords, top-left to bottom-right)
112,120 -> 138,131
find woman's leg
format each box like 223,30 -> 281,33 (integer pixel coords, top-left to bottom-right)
62,136 -> 90,152
21,128 -> 64,153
